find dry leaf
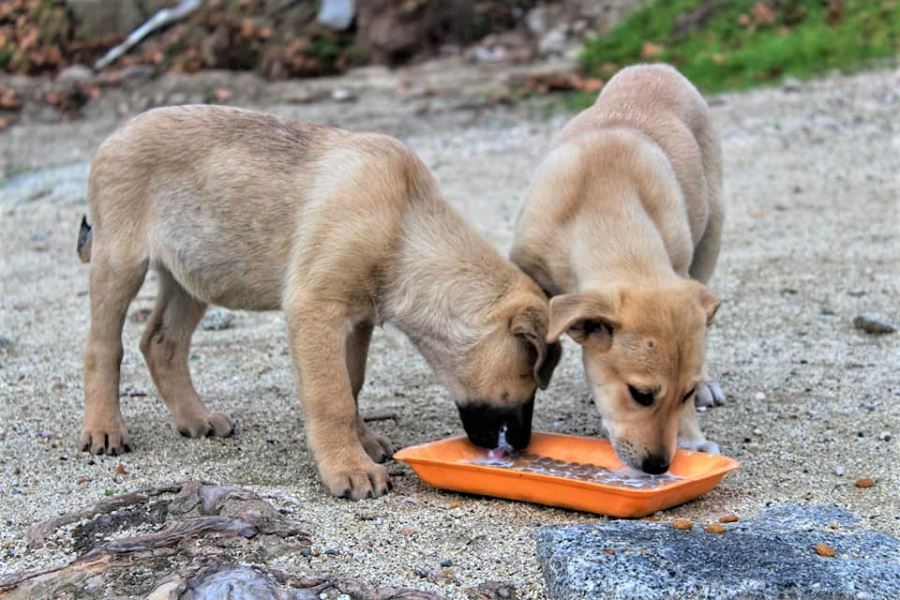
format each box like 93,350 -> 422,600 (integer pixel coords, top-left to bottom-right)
719,514 -> 740,523
641,41 -> 664,59
752,2 -> 776,25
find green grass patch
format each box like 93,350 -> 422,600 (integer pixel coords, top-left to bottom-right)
582,0 -> 900,93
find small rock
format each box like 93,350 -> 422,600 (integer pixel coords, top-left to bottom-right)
39,430 -> 56,440
57,64 -> 94,83
323,548 -> 339,555
878,432 -> 892,442
201,309 -> 235,331
705,523 -> 726,534
834,465 -> 845,477
440,558 -> 453,567
753,392 -> 766,401
853,315 -> 895,335
815,543 -> 836,557
855,478 -> 875,489
114,464 -> 127,475
331,88 -> 356,103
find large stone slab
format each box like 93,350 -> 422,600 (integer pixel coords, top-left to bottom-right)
537,506 -> 900,599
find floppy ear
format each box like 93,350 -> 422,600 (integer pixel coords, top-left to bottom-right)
694,283 -> 720,326
546,292 -> 618,349
510,308 -> 562,390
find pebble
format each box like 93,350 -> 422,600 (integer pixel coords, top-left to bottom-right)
201,309 -> 235,331
855,478 -> 875,489
705,523 -> 726,534
753,392 -> 766,401
815,543 -> 837,558
834,465 -> 845,477
878,432 -> 892,442
440,558 -> 453,567
853,315 -> 896,334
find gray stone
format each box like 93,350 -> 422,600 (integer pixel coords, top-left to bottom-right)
200,308 -> 235,331
57,64 -> 94,83
537,505 -> 900,599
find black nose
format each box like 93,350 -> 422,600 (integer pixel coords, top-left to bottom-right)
641,455 -> 669,474
457,396 -> 534,450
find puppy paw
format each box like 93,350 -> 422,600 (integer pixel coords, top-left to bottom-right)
695,380 -> 726,409
358,425 -> 393,463
80,415 -> 131,455
678,437 -> 720,454
320,459 -> 392,500
174,410 -> 235,438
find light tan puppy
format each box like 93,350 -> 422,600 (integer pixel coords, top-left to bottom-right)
78,105 -> 560,499
510,64 -> 724,474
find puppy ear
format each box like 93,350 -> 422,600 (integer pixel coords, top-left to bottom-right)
694,283 -> 720,326
510,308 -> 562,390
546,292 -> 618,349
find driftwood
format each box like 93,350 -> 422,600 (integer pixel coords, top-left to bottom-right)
1,482 -> 441,600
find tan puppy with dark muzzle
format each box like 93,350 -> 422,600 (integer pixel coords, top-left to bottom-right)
78,105 -> 560,499
510,64 -> 724,474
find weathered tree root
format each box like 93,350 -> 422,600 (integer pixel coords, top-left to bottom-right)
1,482 -> 441,600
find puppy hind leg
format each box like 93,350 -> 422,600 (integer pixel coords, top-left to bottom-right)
139,267 -> 234,438
347,322 -> 393,463
81,251 -> 148,455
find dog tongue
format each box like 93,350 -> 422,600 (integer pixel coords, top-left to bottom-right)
487,425 -> 514,459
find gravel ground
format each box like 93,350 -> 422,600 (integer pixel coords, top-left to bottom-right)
1,61 -> 898,598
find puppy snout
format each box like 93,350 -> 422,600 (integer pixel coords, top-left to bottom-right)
640,454 -> 670,475
457,396 -> 534,450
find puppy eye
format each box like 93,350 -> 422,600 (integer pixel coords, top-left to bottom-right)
628,385 -> 656,407
683,387 -> 697,403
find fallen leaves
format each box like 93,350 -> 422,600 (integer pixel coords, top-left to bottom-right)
0,85 -> 22,110
640,41 -> 664,59
719,514 -> 740,523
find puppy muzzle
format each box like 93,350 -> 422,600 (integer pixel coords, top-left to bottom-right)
457,396 -> 534,450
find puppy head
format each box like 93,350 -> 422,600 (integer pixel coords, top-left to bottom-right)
455,280 -> 561,450
547,280 -> 719,473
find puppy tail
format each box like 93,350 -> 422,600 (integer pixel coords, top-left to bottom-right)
77,215 -> 92,263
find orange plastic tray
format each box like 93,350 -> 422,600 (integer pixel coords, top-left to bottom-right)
394,432 -> 739,518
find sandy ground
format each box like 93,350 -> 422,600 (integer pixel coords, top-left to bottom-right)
1,61 -> 898,598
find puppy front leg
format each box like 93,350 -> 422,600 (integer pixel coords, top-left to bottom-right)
677,402 -> 720,454
286,303 -> 391,499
